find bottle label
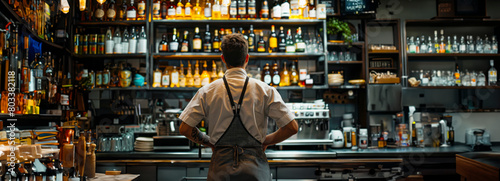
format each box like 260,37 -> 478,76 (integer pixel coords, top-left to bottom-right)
129,39 -> 137,53
168,8 -> 176,16
179,77 -> 186,87
170,42 -> 179,51
96,9 -> 105,19
138,3 -> 146,16
121,42 -> 129,53
127,10 -> 137,19
238,2 -> 246,15
204,43 -> 212,52
281,3 -> 290,17
283,75 -> 290,84
248,37 -> 254,47
105,40 -> 115,54
213,4 -> 221,12
153,3 -> 161,15
96,74 -> 102,85
230,5 -> 237,15
114,43 -> 123,54
213,42 -> 220,49
201,77 -> 210,86
103,73 -> 110,85
270,37 -> 277,48
296,42 -> 306,50
107,9 -> 116,19
193,39 -> 202,50
162,75 -> 170,86
181,43 -> 189,52
290,0 -> 299,16
272,75 -> 280,85
264,75 -> 272,84
261,8 -> 269,17
286,45 -> 295,52
272,6 -> 281,18
172,73 -> 179,84
137,39 -> 147,53
187,77 -> 194,86
205,7 -> 212,17
185,7 -> 191,15
248,5 -> 256,15
309,9 -> 316,18
194,77 -> 201,86
221,5 -> 228,15
258,44 -> 265,52
159,43 -> 168,52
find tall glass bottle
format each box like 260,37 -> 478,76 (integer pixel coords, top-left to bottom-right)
95,3 -> 105,21
484,35 -> 492,54
211,61 -> 218,82
278,26 -> 286,52
290,60 -> 299,85
137,26 -> 147,53
267,25 -> 278,52
476,36 -> 484,54
159,34 -> 169,52
488,60 -> 497,86
204,0 -> 212,19
181,31 -> 190,52
271,62 -> 280,86
137,0 -> 146,20
153,0 -> 162,20
459,36 -> 467,53
238,0 -> 246,19
161,0 -> 169,19
257,32 -> 266,52
220,0 -> 230,19
452,35 -> 459,53
247,0 -> 256,19
454,63 -> 461,86
229,0 -> 238,19
107,0 -> 117,21
289,0 -> 299,19
467,35 -> 475,54
271,0 -> 281,19
248,25 -> 256,52
122,28 -> 130,53
280,61 -> 290,86
492,35 -> 498,53
439,29 -> 445,53
295,27 -> 305,52
126,0 -> 137,21
129,27 -> 138,53
262,63 -> 271,85
184,0 -> 192,19
153,66 -> 162,87
186,61 -> 194,87
105,27 -> 114,54
260,0 -> 269,20
433,30 -> 439,53
281,0 -> 290,19
212,0 -> 221,19
119,0 -> 128,21
306,0 -> 316,19
179,61 -> 186,87
167,0 -> 177,19
193,61 -> 201,87
193,27 -> 203,52
171,66 -> 180,87
213,30 -> 221,52
193,0 -> 203,20
176,0 -> 185,19
203,25 -> 212,52
170,28 -> 179,52
285,29 -> 295,53
201,61 -> 210,86
162,67 -> 170,87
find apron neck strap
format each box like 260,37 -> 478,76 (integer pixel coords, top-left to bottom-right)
223,76 -> 250,115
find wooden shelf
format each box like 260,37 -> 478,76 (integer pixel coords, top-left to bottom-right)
368,67 -> 397,70
91,87 -> 149,91
403,86 -> 500,90
0,114 -> 62,119
73,53 -> 147,59
153,52 -> 324,59
76,20 -> 148,26
327,42 -> 365,46
407,53 -> 500,58
328,85 -> 365,89
152,19 -> 325,26
369,50 -> 400,54
149,87 -> 199,91
328,61 -> 363,64
276,85 -> 328,90
405,19 -> 500,27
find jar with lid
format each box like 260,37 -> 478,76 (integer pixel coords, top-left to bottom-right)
359,128 -> 368,149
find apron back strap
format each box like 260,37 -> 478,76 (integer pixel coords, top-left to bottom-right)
223,76 -> 250,115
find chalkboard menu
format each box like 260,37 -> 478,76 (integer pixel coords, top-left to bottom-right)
341,0 -> 377,15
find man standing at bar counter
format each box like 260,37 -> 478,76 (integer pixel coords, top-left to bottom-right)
179,33 -> 298,180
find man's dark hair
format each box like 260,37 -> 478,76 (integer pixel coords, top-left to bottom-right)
221,33 -> 248,67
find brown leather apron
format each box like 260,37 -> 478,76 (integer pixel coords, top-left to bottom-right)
207,76 -> 271,181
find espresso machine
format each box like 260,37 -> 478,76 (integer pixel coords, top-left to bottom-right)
276,100 -> 331,147
153,109 -> 190,151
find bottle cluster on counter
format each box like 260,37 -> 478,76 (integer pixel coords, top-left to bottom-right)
158,24 -> 322,53
74,26 -> 148,55
408,61 -> 497,87
407,30 -> 499,54
81,0 -> 321,22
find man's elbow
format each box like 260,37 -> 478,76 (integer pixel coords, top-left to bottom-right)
286,120 -> 299,135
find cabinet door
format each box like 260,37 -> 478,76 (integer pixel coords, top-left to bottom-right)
127,165 -> 157,181
186,167 -> 209,180
158,167 -> 187,181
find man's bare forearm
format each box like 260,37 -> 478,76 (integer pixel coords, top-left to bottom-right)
263,120 -> 298,146
180,122 -> 214,148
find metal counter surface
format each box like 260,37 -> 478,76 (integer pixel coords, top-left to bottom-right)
96,145 -> 489,160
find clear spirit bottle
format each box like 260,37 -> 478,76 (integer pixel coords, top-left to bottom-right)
484,35 -> 492,54
488,60 -> 497,86
420,35 -> 427,53
492,35 -> 498,54
452,35 -> 459,53
476,36 -> 484,54
459,36 -> 466,53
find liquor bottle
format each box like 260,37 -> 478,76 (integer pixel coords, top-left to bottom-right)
240,27 -> 248,41
248,0 -> 256,19
181,31 -> 190,52
184,0 -> 192,19
95,3 -> 105,21
129,27 -> 138,53
248,25 -> 256,52
105,27 -> 114,54
271,62 -> 280,86
205,0 -> 212,19
278,26 -> 286,52
280,62 -> 290,86
268,25 -> 278,52
439,29 -> 445,53
488,60 -> 497,86
281,0 -> 290,19
113,27 -> 123,53
162,0 -> 169,19
271,0 -> 281,20
204,25 -> 212,52
484,35 -> 492,54
446,36 -> 452,53
238,0 -> 247,19
459,36 -> 466,53
212,0 -> 221,19
193,61 -> 201,87
492,35 -> 498,53
171,66 -> 180,87
21,49 -> 30,93
103,66 -> 111,88
137,0 -> 146,20
220,0 -> 230,19
285,29 -> 295,53
290,0 -> 299,19
162,67 -> 170,87
230,0 -> 238,19
153,0 -> 162,20
218,65 -> 225,79
119,1 -> 128,20
186,61 -> 194,87
262,63 -> 272,85
201,61 -> 210,86
295,27 -> 305,52
211,61 -> 218,82
452,35 -> 459,53
179,61 -> 186,87
193,0 -> 203,20
137,26 -> 148,53
467,35 -> 475,54
107,0 -> 117,21
257,32 -> 266,53
168,0 -> 177,19
454,63 -> 461,86
433,30 -> 439,53
159,34 -> 169,52
426,36 -> 434,53
193,27 -> 203,52
306,0 -> 315,19
476,36 -> 484,54
290,60 -> 298,85
176,0 -> 185,19
260,0 -> 269,20
170,28 -> 180,52
126,0 -> 137,20
213,30 -> 221,52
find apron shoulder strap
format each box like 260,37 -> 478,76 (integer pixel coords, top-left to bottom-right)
223,76 -> 250,115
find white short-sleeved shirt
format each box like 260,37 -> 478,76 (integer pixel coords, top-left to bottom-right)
179,67 -> 295,144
